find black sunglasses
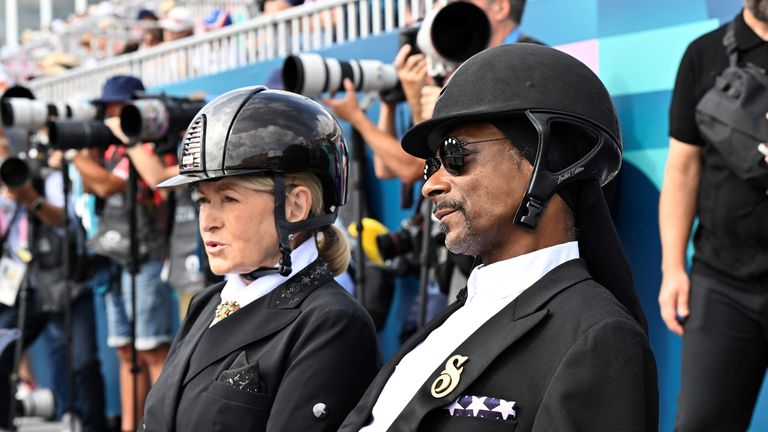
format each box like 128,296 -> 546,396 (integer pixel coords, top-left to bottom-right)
424,136 -> 510,180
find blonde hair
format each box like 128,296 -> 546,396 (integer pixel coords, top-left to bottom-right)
232,173 -> 351,276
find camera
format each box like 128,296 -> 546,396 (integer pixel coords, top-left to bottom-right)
120,95 -> 206,144
376,214 -> 423,262
0,156 -> 30,188
399,25 -> 421,56
15,387 -> 56,420
282,54 -> 399,96
47,120 -> 122,151
1,98 -> 97,130
413,2 -> 490,76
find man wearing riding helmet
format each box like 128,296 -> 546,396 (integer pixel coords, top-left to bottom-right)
340,43 -> 659,432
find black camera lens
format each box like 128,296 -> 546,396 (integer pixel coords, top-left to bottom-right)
48,120 -> 120,150
376,229 -> 416,261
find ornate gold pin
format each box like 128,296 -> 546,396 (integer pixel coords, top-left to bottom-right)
215,300 -> 241,320
431,354 -> 469,398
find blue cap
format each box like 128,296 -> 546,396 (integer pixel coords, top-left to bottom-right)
92,75 -> 144,104
203,9 -> 232,29
137,9 -> 158,20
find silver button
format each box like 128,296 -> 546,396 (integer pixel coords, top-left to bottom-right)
313,403 -> 328,419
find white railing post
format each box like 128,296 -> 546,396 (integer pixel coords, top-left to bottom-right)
75,0 -> 87,14
347,2 -> 357,41
5,0 -> 19,49
384,0 -> 394,32
360,0 -> 370,38
40,0 -> 53,30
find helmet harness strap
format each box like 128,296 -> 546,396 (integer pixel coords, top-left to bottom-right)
510,110 -> 617,230
241,173 -> 339,280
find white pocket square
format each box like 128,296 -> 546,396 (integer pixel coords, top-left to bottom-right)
444,395 -> 517,421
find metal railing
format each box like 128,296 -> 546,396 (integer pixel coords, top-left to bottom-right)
26,0 -> 432,101
1,0 -> 257,79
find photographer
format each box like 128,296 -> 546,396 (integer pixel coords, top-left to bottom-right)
68,75 -> 175,432
323,74 -> 424,184
0,138 -> 107,431
659,2 -> 768,430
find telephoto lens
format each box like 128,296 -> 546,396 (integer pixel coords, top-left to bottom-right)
0,156 -> 30,188
120,96 -> 207,142
282,54 -> 399,96
1,98 -> 49,129
16,387 -> 56,420
48,120 -> 122,150
416,1 -> 491,65
1,98 -> 98,129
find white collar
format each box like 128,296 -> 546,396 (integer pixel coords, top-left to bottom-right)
219,239 -> 319,309
466,241 -> 580,305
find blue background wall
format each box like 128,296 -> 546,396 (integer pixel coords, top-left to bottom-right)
29,0 -> 768,429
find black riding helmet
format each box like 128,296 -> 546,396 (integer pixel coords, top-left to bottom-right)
402,43 -> 621,230
159,86 -> 349,277
402,44 -> 647,330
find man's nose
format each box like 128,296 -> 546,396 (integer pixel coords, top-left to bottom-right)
422,165 -> 450,198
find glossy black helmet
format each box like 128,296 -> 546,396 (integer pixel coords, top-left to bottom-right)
402,43 -> 621,229
159,86 -> 349,276
158,86 -> 349,213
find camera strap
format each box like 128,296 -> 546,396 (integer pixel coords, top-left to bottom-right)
0,205 -> 22,255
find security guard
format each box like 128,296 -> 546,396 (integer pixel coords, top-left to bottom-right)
339,43 -> 658,431
141,87 -> 379,431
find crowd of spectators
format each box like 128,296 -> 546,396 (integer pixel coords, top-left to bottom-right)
0,1 -> 247,84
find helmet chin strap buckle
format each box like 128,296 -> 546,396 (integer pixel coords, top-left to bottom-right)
277,243 -> 293,276
515,195 -> 544,230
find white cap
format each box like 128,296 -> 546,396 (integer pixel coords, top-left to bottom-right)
160,7 -> 194,32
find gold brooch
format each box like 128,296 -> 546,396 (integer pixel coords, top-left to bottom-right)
215,300 -> 241,320
431,354 -> 469,398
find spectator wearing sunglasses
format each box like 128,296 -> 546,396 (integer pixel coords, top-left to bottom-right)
339,43 -> 658,432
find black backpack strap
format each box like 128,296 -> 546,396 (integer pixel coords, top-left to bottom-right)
723,21 -> 739,67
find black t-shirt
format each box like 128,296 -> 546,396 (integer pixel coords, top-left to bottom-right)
670,11 -> 768,145
669,10 -> 768,288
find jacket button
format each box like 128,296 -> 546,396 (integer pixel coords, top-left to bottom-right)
313,403 -> 328,419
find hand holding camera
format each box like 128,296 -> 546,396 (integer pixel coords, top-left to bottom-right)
395,44 -> 427,123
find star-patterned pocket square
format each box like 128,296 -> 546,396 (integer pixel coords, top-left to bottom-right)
217,351 -> 262,393
444,395 -> 517,421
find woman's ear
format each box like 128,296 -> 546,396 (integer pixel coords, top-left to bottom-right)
286,185 -> 313,222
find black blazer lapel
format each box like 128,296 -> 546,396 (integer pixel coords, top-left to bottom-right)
338,297 -> 466,432
182,259 -> 333,386
160,286 -> 222,430
387,259 -> 592,432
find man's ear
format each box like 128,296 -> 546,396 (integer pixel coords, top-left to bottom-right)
286,185 -> 312,222
490,0 -> 511,23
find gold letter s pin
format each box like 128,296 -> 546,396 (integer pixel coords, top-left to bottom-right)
430,354 -> 469,398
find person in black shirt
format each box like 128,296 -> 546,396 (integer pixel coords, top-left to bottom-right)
660,2 -> 768,430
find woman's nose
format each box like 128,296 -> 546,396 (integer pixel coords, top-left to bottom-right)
199,206 -> 222,232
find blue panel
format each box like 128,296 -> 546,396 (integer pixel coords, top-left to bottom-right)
706,0 -> 742,21
613,161 -> 677,432
614,90 -> 672,152
597,0 -> 709,38
623,148 -> 668,189
522,0 -> 598,45
600,19 -> 719,96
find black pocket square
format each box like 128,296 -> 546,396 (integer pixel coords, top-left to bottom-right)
217,351 -> 262,393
